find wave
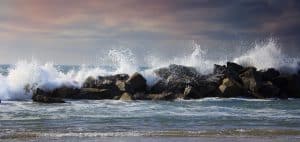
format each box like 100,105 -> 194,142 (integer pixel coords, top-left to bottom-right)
0,38 -> 299,101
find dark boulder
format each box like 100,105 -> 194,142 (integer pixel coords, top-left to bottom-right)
239,67 -> 262,93
82,74 -> 129,89
51,86 -> 80,98
261,68 -> 280,81
115,72 -> 147,94
227,62 -> 244,73
257,81 -> 281,98
154,64 -> 202,84
218,78 -> 245,98
32,88 -> 65,103
125,72 -> 147,93
183,86 -> 205,99
272,75 -> 300,98
75,88 -> 121,100
213,64 -> 226,74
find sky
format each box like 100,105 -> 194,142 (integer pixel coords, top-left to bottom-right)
0,0 -> 299,64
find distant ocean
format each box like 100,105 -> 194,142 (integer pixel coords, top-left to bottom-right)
0,39 -> 300,141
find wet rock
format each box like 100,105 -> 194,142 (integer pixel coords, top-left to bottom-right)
32,89 -> 65,103
125,72 -> 147,93
154,64 -> 202,84
227,62 -> 244,73
51,86 -> 80,98
213,64 -> 226,74
272,75 -> 300,98
82,74 -> 129,89
183,86 -> 205,99
239,67 -> 262,93
218,78 -> 244,98
257,81 -> 281,98
115,73 -> 147,94
119,92 -> 133,101
261,68 -> 280,81
75,88 -> 121,100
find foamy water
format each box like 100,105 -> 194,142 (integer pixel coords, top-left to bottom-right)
0,39 -> 299,101
1,99 -> 300,140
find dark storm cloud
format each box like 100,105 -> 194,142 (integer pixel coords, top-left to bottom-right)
1,0 -> 299,41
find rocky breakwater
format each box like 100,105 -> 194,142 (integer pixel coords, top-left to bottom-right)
32,62 -> 300,103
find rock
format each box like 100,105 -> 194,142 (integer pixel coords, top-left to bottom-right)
151,64 -> 222,99
227,62 -> 244,73
239,67 -> 262,93
154,64 -> 202,83
213,64 -> 226,74
183,86 -> 205,99
154,67 -> 171,80
51,86 -> 80,98
115,73 -> 147,94
75,88 -> 120,100
119,92 -> 133,101
272,75 -> 300,98
32,89 -> 65,103
218,78 -> 245,98
82,74 -> 129,89
257,81 -> 281,98
261,68 -> 280,81
125,72 -> 147,93
225,62 -> 244,87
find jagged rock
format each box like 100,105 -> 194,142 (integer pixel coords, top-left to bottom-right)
239,67 -> 262,93
183,86 -> 205,99
51,86 -> 80,98
213,64 -> 226,74
225,62 -> 244,86
126,72 -> 147,93
261,68 -> 280,81
218,78 -> 244,97
82,74 -> 129,89
32,89 -> 65,103
272,75 -> 300,98
154,64 -> 202,83
227,62 -> 244,73
115,73 -> 147,94
119,92 -> 133,101
75,88 -> 121,100
258,81 -> 281,98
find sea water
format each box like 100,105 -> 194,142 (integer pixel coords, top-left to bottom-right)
0,39 -> 300,141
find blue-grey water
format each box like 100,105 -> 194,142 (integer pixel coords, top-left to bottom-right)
1,65 -> 300,141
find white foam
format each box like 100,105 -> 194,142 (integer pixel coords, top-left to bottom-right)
234,39 -> 299,73
0,38 -> 299,101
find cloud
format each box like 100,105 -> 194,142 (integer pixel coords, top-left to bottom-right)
0,0 -> 299,41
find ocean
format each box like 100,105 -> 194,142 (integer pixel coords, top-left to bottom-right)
0,39 -> 300,141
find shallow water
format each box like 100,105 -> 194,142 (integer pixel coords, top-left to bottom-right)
1,98 -> 300,141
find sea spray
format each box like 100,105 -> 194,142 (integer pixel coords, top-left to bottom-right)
234,39 -> 299,73
0,38 -> 299,101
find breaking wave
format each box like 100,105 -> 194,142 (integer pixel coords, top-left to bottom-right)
0,39 -> 299,101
